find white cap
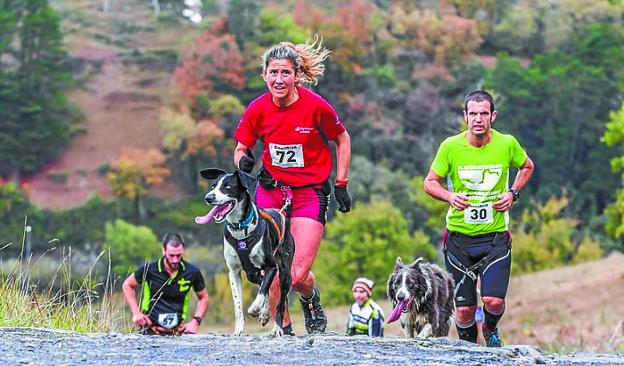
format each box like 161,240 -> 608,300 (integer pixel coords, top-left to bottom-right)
352,277 -> 374,296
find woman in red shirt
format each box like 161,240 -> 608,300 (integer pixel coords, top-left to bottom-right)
233,39 -> 351,335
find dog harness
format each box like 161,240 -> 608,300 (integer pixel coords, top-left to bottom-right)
224,207 -> 288,284
443,231 -> 511,296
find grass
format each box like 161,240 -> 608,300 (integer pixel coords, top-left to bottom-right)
0,221 -> 130,333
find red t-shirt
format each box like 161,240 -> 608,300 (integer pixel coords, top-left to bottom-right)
234,86 -> 346,187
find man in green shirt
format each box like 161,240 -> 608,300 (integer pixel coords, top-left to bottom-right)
424,90 -> 534,347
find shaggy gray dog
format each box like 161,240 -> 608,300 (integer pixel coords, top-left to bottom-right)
387,257 -> 455,338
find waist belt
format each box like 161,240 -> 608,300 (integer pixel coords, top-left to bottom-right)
257,168 -> 323,190
444,231 -> 510,295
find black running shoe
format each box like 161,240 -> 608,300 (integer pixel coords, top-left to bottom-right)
299,286 -> 327,334
282,323 -> 296,336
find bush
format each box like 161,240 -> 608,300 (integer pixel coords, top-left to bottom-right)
104,219 -> 161,277
315,201 -> 436,305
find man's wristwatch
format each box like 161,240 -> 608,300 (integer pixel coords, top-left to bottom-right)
192,316 -> 202,325
508,188 -> 520,202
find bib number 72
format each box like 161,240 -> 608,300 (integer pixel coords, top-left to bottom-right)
269,143 -> 304,168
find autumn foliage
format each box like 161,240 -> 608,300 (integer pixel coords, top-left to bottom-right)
173,19 -> 246,101
107,148 -> 170,201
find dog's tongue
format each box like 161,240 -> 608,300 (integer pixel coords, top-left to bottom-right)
387,301 -> 407,324
195,205 -> 228,225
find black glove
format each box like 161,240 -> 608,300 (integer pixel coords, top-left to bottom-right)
334,185 -> 351,213
239,148 -> 255,173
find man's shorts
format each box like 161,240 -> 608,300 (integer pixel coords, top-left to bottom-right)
443,230 -> 512,307
255,182 -> 330,224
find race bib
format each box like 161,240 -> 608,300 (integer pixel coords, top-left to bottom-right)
464,203 -> 493,224
157,313 -> 179,329
269,143 -> 304,168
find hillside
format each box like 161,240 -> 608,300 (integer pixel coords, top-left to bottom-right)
23,0 -> 194,209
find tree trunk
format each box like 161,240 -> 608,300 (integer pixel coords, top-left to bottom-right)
135,194 -> 146,222
151,0 -> 160,14
102,0 -> 112,12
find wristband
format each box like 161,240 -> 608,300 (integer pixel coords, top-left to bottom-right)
508,188 -> 520,202
192,316 -> 202,325
335,178 -> 348,187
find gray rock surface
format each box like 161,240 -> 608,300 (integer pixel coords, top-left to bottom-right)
1,327 -> 622,365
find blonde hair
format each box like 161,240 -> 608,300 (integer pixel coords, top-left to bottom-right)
261,36 -> 330,86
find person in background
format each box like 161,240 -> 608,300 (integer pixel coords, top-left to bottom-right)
122,233 -> 209,335
346,277 -> 384,337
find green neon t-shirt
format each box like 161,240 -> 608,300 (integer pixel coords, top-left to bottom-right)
430,129 -> 527,236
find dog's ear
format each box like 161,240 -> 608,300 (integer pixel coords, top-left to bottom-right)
200,168 -> 226,180
387,273 -> 396,304
409,257 -> 424,269
234,170 -> 254,190
395,257 -> 404,271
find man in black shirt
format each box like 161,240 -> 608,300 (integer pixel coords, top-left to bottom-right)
122,233 -> 209,335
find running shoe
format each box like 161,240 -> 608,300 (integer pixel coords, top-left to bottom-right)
299,286 -> 327,334
483,327 -> 503,347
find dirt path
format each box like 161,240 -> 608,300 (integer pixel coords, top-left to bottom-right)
1,327 -> 622,365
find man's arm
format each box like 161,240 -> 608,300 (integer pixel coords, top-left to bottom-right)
511,156 -> 534,193
122,274 -> 152,327
178,289 -> 210,334
423,170 -> 469,210
492,156 -> 535,212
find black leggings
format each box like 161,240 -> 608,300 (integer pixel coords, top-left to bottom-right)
443,231 -> 512,307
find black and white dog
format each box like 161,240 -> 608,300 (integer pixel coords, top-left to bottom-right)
195,169 -> 294,336
386,257 -> 455,338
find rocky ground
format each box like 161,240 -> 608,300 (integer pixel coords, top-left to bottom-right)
2,328 -> 622,365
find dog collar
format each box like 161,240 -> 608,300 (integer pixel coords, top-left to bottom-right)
227,206 -> 256,231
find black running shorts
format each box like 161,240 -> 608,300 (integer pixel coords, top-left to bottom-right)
443,230 -> 512,307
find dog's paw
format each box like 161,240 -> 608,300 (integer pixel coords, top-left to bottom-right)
248,306 -> 260,318
259,310 -> 270,326
259,303 -> 271,326
233,320 -> 245,336
269,323 -> 284,337
248,295 -> 267,318
417,324 -> 433,339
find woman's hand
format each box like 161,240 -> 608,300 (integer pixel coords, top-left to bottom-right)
334,185 -> 351,213
239,148 -> 255,173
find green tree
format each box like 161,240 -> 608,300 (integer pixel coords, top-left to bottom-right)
257,8 -> 309,47
104,219 -> 161,277
408,175 -> 448,235
8,0 -> 75,176
226,0 -> 260,48
486,24 -> 624,221
315,201 -> 436,305
512,195 -> 603,274
601,104 -> 624,245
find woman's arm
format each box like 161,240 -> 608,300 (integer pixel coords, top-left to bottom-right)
334,130 -> 351,182
234,142 -> 250,169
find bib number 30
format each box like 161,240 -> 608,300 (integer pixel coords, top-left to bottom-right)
269,143 -> 304,168
464,203 -> 493,224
